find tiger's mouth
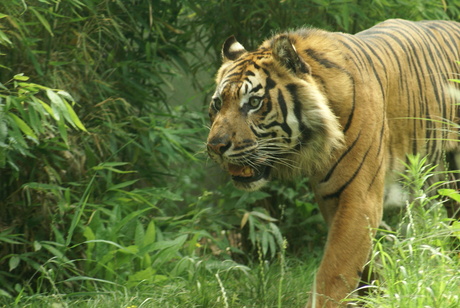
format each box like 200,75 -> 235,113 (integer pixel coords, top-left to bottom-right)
227,162 -> 271,183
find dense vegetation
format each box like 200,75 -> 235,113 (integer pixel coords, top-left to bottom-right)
1,0 -> 459,307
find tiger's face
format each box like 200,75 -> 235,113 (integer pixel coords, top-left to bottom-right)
207,35 -> 344,191
207,58 -> 298,191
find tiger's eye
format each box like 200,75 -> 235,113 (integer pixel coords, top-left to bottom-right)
249,97 -> 262,108
213,97 -> 222,111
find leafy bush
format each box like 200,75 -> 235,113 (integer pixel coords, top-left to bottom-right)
1,0 -> 459,305
0,0 -> 206,297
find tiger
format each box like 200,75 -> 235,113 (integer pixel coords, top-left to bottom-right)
206,19 -> 460,307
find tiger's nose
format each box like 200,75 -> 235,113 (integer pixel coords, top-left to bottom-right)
207,138 -> 231,155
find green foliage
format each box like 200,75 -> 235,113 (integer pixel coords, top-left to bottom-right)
1,0 -> 459,306
0,0 -> 205,298
0,74 -> 86,170
190,0 -> 460,60
356,155 -> 460,307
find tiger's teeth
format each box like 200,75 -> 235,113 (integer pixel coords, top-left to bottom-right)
242,166 -> 253,177
227,163 -> 254,177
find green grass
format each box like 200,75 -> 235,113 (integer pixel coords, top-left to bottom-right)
357,224 -> 460,307
354,155 -> 460,307
2,216 -> 458,308
0,257 -> 318,308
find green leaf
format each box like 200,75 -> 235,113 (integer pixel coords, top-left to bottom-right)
269,222 -> 283,247
30,7 -> 54,37
26,103 -> 43,135
134,221 -> 145,248
143,220 -> 156,247
261,231 -> 268,256
83,227 -> 95,257
107,179 -> 139,191
56,116 -> 68,145
151,235 -> 188,266
13,74 -> 29,81
268,232 -> 276,258
451,221 -> 460,240
83,227 -> 95,242
64,276 -> 118,285
0,117 -> 7,143
41,243 -> 65,259
8,113 -> 38,141
438,189 -> 460,203
46,90 -> 64,121
9,256 -> 20,271
33,241 -> 42,251
22,182 -> 64,191
150,234 -> 187,252
33,97 -> 56,119
57,90 -> 74,102
250,210 -> 278,222
93,162 -> 134,174
128,267 -> 155,281
0,30 -> 12,46
111,207 -> 152,235
6,121 -> 29,156
118,245 -> 139,255
63,99 -> 87,131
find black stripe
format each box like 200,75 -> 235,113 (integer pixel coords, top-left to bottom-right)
323,145 -> 372,200
304,49 -> 344,70
322,131 -> 361,183
259,89 -> 293,138
250,84 -> 263,93
251,128 -> 277,139
345,38 -> 386,101
367,156 -> 384,192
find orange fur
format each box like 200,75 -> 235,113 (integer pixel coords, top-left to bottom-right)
206,19 -> 460,307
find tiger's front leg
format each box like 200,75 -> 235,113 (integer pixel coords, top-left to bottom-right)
306,187 -> 384,307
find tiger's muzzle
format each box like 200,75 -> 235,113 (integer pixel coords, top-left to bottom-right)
207,138 -> 272,191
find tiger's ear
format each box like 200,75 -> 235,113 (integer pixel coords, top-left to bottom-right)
272,35 -> 310,75
222,35 -> 246,62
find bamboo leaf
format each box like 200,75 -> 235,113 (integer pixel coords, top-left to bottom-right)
26,104 -> 43,135
30,7 -> 54,37
33,97 -> 56,119
107,179 -> 139,191
57,117 -> 68,145
46,89 -> 64,121
0,117 -> 7,144
241,211 -> 250,229
13,74 -> 29,81
0,30 -> 13,46
63,99 -> 87,131
8,113 -> 38,141
250,210 -> 278,222
5,122 -> 29,156
57,90 -> 74,102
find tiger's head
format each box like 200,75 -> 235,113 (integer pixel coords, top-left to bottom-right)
206,34 -> 345,191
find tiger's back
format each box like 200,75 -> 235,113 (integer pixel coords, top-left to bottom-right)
349,19 -> 460,173
206,19 -> 460,307
287,19 -> 460,209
